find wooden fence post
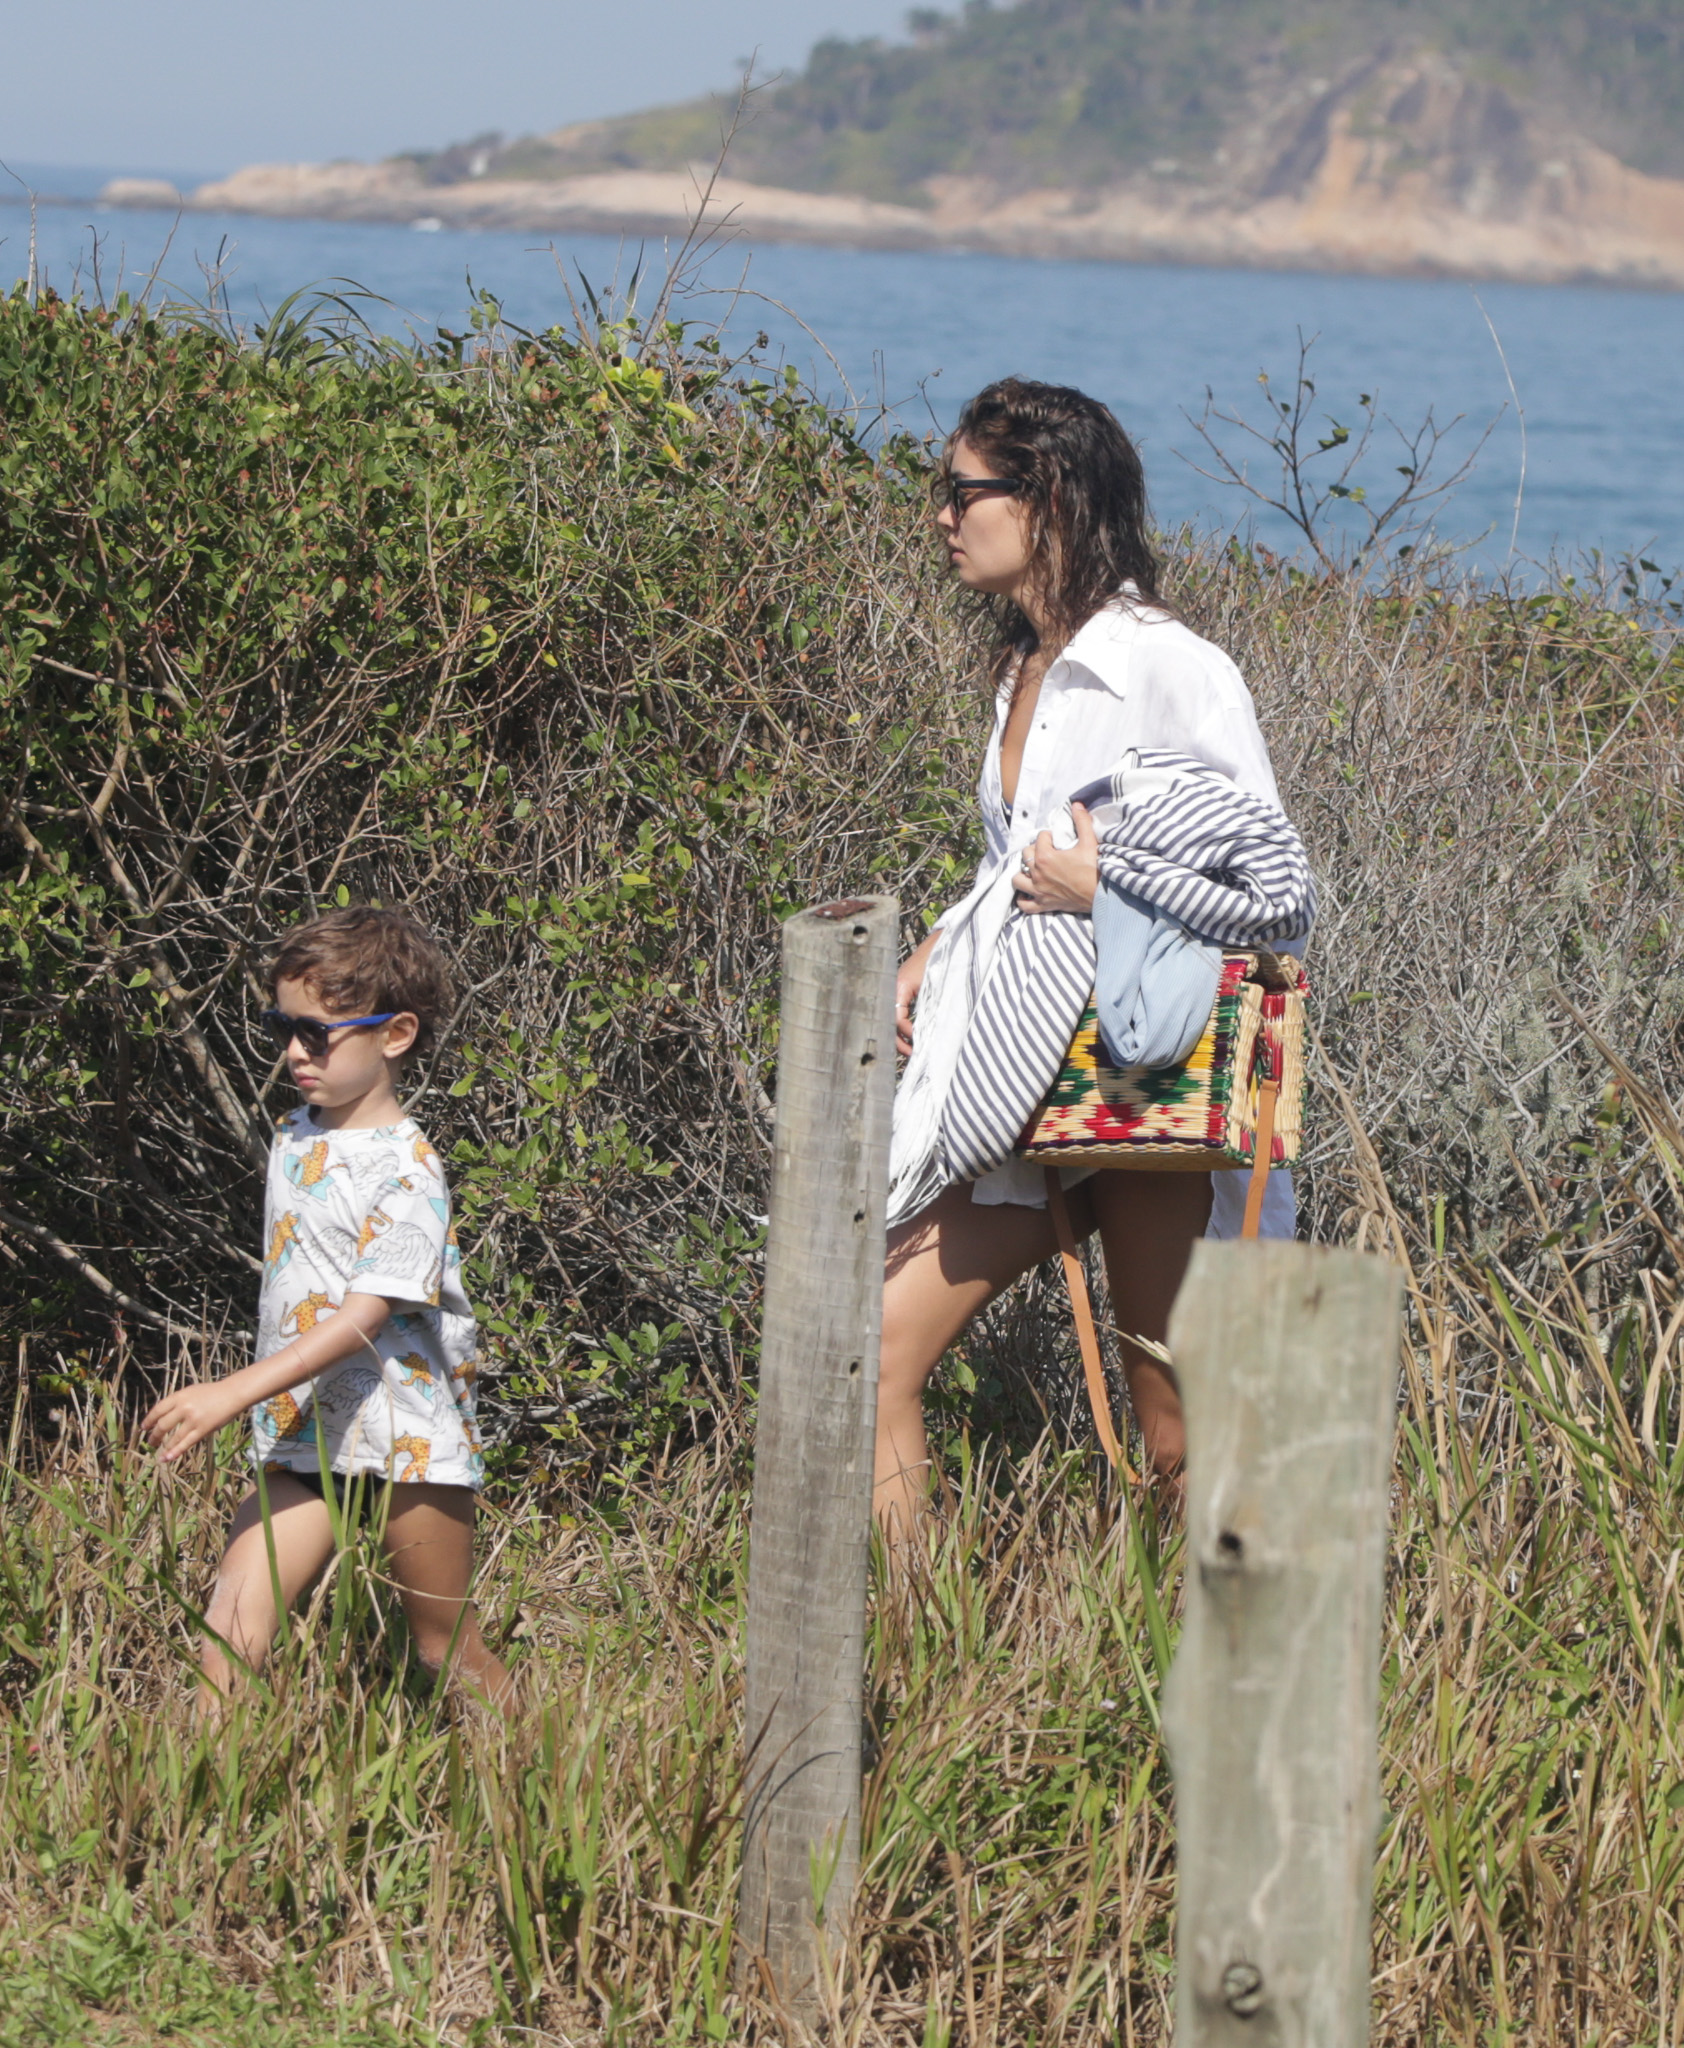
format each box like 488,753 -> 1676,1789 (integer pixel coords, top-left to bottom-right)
1164,1238 -> 1402,2047
738,894 -> 898,2018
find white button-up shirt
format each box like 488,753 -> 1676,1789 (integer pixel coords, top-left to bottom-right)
945,596 -> 1296,1232
971,599 -> 1282,890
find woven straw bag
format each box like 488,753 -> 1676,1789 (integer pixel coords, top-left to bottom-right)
1015,947 -> 1310,1471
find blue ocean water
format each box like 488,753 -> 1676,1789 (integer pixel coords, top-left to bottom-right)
5,160 -> 1682,576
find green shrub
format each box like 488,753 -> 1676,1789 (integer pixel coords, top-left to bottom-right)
3,283 -> 1682,1487
0,286 -> 976,1473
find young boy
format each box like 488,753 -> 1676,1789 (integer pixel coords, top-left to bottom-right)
143,906 -> 513,1713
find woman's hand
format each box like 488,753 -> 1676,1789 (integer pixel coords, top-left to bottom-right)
895,929 -> 943,1056
1013,801 -> 1100,916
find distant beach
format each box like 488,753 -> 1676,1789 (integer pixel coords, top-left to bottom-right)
7,167 -> 1684,575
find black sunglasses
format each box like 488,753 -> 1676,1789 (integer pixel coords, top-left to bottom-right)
262,1007 -> 399,1061
931,472 -> 1023,515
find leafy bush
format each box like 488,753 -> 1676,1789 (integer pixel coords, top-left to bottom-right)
0,287 -> 975,1472
3,285 -> 1682,1484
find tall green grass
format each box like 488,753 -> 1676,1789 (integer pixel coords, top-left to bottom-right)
4,1066 -> 1682,2045
4,285 -> 1682,2044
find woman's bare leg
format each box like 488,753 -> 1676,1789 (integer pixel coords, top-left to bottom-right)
200,1476 -> 337,1713
1088,1170 -> 1213,1482
876,1169 -> 1213,1534
877,1182 -> 1064,1540
380,1485 -> 514,1715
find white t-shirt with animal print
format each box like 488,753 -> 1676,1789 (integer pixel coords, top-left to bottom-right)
251,1108 -> 484,1489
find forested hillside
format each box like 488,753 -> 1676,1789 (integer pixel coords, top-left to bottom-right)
414,0 -> 1684,202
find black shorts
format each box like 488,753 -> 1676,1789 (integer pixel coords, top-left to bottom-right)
260,1464 -> 387,1525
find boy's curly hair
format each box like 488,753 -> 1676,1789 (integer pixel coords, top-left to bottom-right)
267,907 -> 455,1062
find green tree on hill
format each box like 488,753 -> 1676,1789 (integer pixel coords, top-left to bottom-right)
438,0 -> 1684,201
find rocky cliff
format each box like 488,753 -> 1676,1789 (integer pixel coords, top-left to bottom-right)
115,50 -> 1684,288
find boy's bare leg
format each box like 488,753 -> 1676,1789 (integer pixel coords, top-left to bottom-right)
200,1476 -> 337,1714
877,1181 -> 1065,1543
380,1485 -> 514,1714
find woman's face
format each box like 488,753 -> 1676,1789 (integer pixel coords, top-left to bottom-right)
934,436 -> 1036,601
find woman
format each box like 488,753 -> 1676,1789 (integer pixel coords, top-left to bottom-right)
877,377 -> 1294,1537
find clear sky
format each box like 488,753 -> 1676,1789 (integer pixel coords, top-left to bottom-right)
0,0 -> 912,180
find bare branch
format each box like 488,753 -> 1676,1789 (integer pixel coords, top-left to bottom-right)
0,1205 -> 173,1330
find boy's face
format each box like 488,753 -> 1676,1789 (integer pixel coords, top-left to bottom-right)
271,975 -> 419,1121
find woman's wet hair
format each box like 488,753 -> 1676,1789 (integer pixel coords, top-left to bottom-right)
948,376 -> 1164,674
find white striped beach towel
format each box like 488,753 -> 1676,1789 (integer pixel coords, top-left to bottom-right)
887,750 -> 1315,1226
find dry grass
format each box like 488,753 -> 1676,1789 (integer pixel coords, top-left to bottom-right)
5,296 -> 1684,2042
4,1045 -> 1683,2046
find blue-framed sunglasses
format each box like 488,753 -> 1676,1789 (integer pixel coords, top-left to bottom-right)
261,1007 -> 399,1060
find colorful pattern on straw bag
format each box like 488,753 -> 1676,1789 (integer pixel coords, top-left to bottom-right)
1016,949 -> 1309,1170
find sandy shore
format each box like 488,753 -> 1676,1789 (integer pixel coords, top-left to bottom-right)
99,122 -> 1684,291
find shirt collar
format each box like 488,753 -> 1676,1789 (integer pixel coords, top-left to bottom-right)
1055,589 -> 1148,698
997,587 -> 1158,708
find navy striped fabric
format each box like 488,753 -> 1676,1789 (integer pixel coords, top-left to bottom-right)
937,751 -> 1315,1191
940,912 -> 1097,1188
1076,751 -> 1315,950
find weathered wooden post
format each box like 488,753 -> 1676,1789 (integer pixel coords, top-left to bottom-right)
738,894 -> 897,2017
1164,1238 -> 1402,2047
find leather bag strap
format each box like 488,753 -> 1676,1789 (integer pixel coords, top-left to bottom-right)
1240,1065 -> 1279,1242
1046,1027 -> 1276,1466
1044,1168 -> 1133,1476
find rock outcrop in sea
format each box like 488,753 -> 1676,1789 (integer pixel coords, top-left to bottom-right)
104,51 -> 1684,290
